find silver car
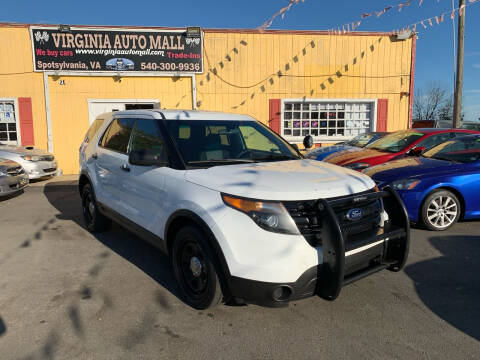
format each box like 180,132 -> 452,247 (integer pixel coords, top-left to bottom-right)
0,157 -> 29,197
0,143 -> 57,179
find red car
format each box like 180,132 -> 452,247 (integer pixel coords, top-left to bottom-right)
323,128 -> 480,171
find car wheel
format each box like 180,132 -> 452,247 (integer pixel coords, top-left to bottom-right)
172,226 -> 223,310
81,183 -> 111,233
421,190 -> 460,231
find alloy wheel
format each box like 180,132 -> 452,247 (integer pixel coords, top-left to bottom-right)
426,195 -> 458,230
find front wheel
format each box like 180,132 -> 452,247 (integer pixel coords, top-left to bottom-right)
172,226 -> 223,310
421,190 -> 460,231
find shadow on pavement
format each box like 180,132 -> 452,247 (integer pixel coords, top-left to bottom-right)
404,234 -> 480,341
0,316 -> 6,336
42,180 -> 182,303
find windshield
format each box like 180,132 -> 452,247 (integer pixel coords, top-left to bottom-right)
346,133 -> 376,148
366,131 -> 424,153
423,136 -> 480,163
166,120 -> 301,167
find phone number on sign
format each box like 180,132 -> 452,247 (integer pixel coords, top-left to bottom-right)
140,62 -> 201,71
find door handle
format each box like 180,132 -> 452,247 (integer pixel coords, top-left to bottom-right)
91,153 -> 98,159
120,164 -> 130,172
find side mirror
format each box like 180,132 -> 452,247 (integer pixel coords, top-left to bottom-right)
129,149 -> 168,167
303,135 -> 314,149
407,146 -> 425,156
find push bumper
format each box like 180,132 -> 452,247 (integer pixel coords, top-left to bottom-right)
227,187 -> 410,307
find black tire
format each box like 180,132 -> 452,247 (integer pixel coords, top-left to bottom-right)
172,226 -> 223,310
81,183 -> 111,233
421,189 -> 461,231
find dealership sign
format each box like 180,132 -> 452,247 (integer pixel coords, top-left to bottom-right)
30,26 -> 203,73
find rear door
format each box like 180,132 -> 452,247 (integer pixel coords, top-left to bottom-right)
121,118 -> 170,235
94,117 -> 135,215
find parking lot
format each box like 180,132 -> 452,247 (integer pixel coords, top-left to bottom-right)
0,177 -> 479,360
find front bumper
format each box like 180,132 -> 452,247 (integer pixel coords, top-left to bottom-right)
226,188 -> 410,307
0,173 -> 29,197
23,161 -> 58,179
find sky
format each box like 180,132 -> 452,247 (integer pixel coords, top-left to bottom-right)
2,0 -> 480,121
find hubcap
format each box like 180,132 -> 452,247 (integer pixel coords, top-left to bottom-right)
179,241 -> 208,295
88,201 -> 95,216
190,256 -> 203,277
427,195 -> 457,229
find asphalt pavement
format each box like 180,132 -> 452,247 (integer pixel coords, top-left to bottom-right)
0,177 -> 479,359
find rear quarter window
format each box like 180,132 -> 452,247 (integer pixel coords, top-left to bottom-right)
85,118 -> 104,142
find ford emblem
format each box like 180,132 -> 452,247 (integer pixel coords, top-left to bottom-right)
346,208 -> 364,221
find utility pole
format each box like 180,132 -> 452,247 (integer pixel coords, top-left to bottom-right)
453,0 -> 465,128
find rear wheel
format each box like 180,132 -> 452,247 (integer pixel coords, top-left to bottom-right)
421,190 -> 460,231
81,183 -> 111,233
172,226 -> 223,310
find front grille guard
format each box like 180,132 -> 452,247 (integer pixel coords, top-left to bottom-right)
315,187 -> 410,301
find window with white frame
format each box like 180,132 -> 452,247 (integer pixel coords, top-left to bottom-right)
282,100 -> 375,142
0,101 -> 18,144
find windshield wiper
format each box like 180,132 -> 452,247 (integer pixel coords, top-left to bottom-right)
187,159 -> 256,166
252,154 -> 300,161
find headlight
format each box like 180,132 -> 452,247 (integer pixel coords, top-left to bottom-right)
222,194 -> 300,235
22,155 -> 42,162
390,179 -> 420,191
344,162 -> 370,170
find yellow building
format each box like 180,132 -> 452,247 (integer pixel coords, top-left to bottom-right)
0,23 -> 416,174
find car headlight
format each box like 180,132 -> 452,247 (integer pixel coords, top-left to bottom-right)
390,179 -> 421,191
344,162 -> 370,170
21,155 -> 42,162
222,194 -> 300,235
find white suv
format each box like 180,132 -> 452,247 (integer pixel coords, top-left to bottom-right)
79,110 -> 410,309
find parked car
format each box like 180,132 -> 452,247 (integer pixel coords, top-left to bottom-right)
460,122 -> 480,131
0,143 -> 57,179
412,120 -> 453,129
364,134 -> 480,231
0,157 -> 29,197
323,129 -> 480,171
305,132 -> 388,161
79,110 -> 410,309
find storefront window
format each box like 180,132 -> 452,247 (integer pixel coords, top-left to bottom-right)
0,101 -> 18,144
282,100 -> 374,142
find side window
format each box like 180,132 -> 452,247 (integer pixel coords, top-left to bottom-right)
129,119 -> 168,161
417,133 -> 452,150
100,118 -> 135,153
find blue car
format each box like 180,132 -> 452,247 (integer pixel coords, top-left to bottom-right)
304,132 -> 387,161
364,134 -> 480,231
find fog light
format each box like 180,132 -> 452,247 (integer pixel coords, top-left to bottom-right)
272,286 -> 293,301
